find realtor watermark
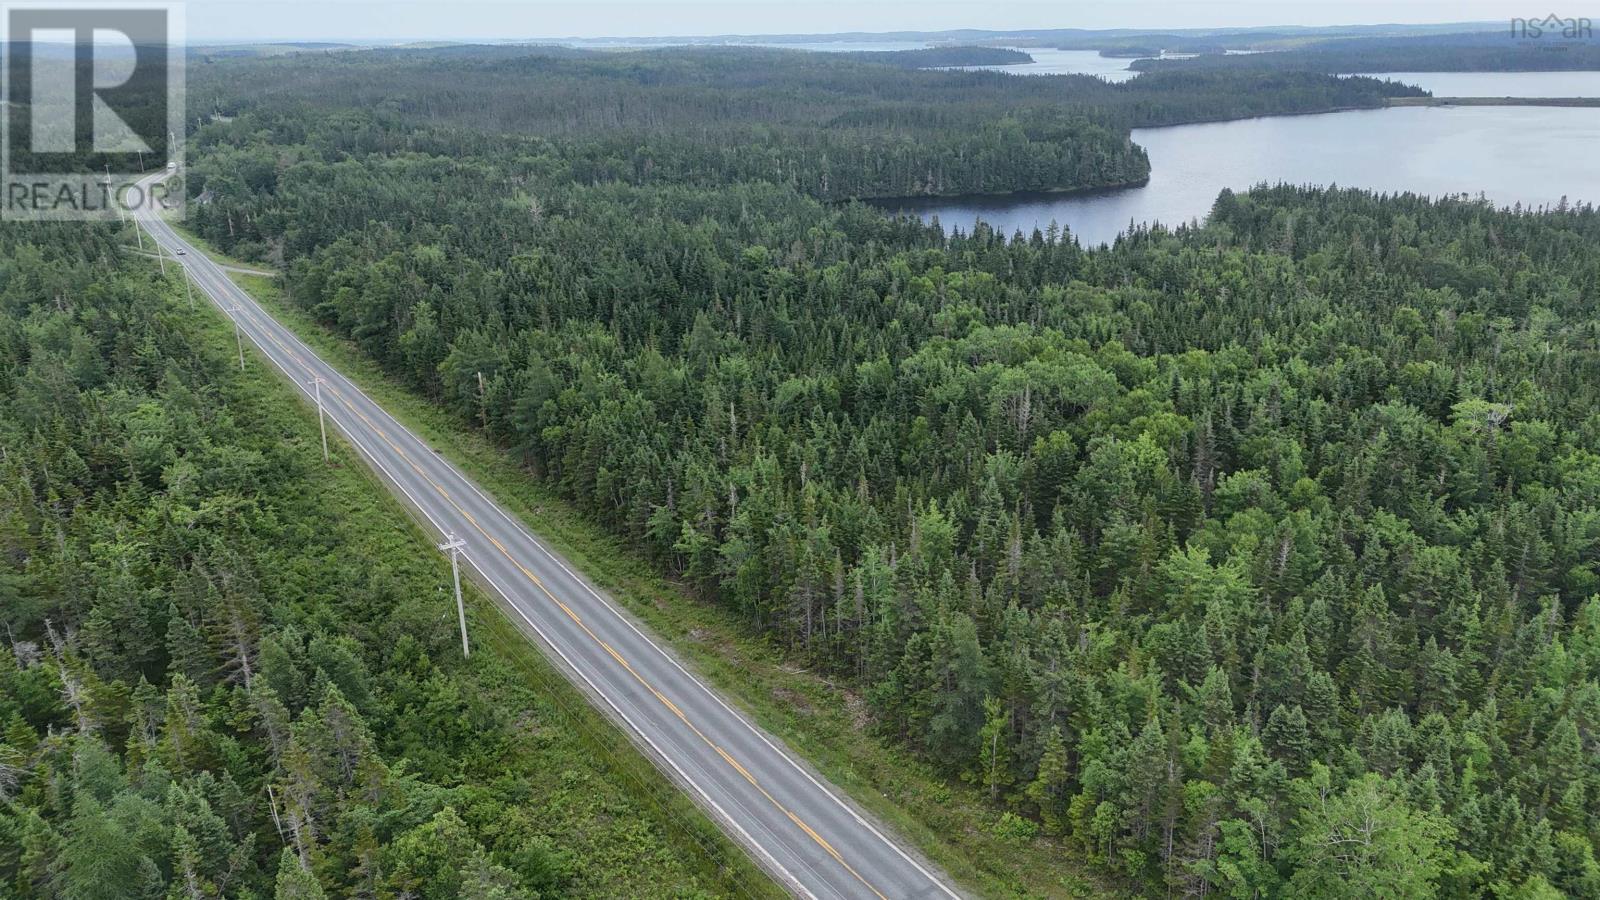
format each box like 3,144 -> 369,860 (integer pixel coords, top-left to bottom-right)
2,2 -> 183,221
1511,13 -> 1594,40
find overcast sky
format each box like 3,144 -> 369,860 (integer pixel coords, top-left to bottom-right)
184,0 -> 1563,43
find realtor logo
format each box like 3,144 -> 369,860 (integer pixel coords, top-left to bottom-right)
1511,13 -> 1594,39
2,2 -> 184,220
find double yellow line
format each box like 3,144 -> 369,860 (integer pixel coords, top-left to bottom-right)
206,258 -> 891,900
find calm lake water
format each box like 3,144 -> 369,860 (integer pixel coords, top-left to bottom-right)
947,48 -> 1139,81
877,105 -> 1600,247
1361,70 -> 1600,97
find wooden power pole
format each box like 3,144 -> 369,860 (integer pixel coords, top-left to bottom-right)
439,533 -> 469,657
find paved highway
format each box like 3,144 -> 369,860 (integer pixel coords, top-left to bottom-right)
133,178 -> 961,900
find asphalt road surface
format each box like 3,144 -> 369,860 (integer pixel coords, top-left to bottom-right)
133,177 -> 962,900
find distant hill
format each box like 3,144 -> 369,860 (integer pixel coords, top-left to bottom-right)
1131,30 -> 1600,72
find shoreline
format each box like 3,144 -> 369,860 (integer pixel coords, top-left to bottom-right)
1388,95 -> 1600,107
851,175 -> 1151,209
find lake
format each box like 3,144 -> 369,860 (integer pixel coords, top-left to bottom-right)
876,105 -> 1600,247
1361,70 -> 1600,97
943,59 -> 1600,95
946,48 -> 1138,81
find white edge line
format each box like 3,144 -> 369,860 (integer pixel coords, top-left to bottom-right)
208,218 -> 956,900
283,290 -> 962,897
440,417 -> 963,896
138,211 -> 822,900
139,186 -> 957,899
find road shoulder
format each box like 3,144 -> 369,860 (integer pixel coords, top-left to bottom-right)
170,222 -> 1117,900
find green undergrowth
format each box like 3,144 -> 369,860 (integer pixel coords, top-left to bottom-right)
171,223 -> 1115,898
186,275 -> 775,898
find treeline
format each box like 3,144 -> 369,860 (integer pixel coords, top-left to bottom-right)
190,46 -> 1150,200
0,224 -> 745,897
1080,70 -> 1425,129
185,69 -> 1600,895
1132,32 -> 1600,73
838,46 -> 1033,68
186,47 -> 1414,202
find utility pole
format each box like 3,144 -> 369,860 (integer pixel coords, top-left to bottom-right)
476,370 -> 488,430
439,534 -> 470,657
182,266 -> 194,310
154,235 -> 165,274
229,304 -> 246,370
310,376 -> 330,462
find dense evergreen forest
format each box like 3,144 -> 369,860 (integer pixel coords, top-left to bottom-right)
189,47 -> 1415,203
144,43 -> 1600,896
0,224 -> 759,897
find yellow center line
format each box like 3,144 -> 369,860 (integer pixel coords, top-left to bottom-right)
230,304 -> 890,900
717,745 -> 759,785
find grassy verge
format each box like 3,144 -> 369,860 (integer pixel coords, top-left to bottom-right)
174,224 -> 1116,899
183,270 -> 777,899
